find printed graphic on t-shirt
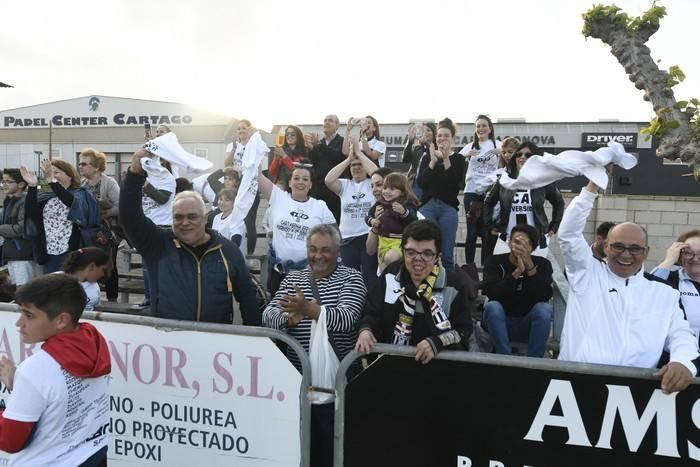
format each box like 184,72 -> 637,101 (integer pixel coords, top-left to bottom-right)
343,192 -> 372,219
507,190 -> 535,240
279,208 -> 314,241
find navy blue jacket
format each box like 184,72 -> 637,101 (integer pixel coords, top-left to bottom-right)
120,170 -> 260,325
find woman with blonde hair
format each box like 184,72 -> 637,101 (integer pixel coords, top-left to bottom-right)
78,147 -> 121,301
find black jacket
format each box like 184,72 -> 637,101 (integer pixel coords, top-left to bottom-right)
0,194 -> 33,261
309,134 -> 345,223
482,253 -> 553,317
359,261 -> 473,354
483,181 -> 564,248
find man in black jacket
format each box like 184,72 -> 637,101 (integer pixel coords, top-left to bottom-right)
120,149 -> 259,324
482,224 -> 553,357
306,114 -> 345,223
355,220 -> 473,363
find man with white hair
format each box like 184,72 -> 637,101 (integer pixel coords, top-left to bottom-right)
307,114 -> 345,223
120,148 -> 259,324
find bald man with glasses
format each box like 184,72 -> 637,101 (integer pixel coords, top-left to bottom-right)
558,177 -> 699,393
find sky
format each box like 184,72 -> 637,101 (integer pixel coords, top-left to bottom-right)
1,0 -> 698,131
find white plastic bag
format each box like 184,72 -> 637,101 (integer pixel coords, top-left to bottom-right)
308,305 -> 340,405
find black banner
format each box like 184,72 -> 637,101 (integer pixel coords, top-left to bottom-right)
343,355 -> 700,466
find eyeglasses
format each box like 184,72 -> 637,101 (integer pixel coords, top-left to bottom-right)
608,243 -> 647,256
0,180 -> 17,185
515,151 -> 532,159
681,250 -> 700,260
404,248 -> 437,261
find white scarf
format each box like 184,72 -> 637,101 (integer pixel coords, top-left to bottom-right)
228,131 -> 270,239
144,132 -> 213,172
500,141 -> 637,191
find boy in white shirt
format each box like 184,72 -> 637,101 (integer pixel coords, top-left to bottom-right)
0,274 -> 111,466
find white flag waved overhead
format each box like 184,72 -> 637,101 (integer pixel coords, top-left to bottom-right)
499,141 -> 638,191
144,132 -> 213,172
229,131 -> 270,239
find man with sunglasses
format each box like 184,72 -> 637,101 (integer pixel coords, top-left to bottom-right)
558,178 -> 698,393
355,220 -> 473,364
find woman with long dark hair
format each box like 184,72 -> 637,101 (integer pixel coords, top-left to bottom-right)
483,141 -> 564,256
269,125 -> 309,188
460,114 -> 501,264
258,164 -> 336,294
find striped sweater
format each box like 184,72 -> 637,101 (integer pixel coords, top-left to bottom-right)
263,265 -> 366,370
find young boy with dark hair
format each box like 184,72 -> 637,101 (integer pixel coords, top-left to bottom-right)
0,274 -> 111,466
0,168 -> 35,286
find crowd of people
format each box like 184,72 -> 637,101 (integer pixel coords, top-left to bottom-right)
0,114 -> 699,467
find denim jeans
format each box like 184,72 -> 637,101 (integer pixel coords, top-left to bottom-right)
419,198 -> 458,270
483,300 -> 552,357
463,192 -> 485,264
341,234 -> 378,290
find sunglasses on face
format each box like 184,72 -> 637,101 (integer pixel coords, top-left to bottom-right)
515,152 -> 532,159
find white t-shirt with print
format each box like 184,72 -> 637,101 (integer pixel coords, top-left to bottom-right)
142,173 -> 176,226
460,139 -> 501,194
506,190 -> 535,240
270,187 -> 336,263
225,142 -> 246,172
3,350 -> 109,467
338,178 -> 374,240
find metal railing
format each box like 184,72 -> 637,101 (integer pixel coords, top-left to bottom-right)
0,303 -> 312,467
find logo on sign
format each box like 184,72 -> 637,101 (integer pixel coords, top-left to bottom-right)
89,96 -> 101,112
582,133 -> 637,148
